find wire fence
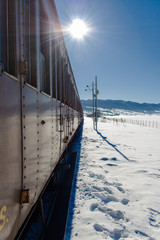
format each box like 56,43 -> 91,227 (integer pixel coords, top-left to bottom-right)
100,117 -> 160,129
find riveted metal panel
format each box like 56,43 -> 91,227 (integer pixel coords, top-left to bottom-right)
0,74 -> 21,240
19,84 -> 39,226
51,98 -> 60,169
38,93 -> 53,191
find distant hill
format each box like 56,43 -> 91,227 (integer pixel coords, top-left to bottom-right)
81,99 -> 160,115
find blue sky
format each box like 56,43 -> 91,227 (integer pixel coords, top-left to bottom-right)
55,0 -> 160,103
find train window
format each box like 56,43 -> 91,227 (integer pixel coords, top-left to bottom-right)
24,0 -> 31,85
62,57 -> 66,103
0,2 -> 10,73
70,77 -> 74,108
67,66 -> 71,107
40,4 -> 50,95
24,0 -> 40,88
57,42 -> 62,101
0,1 -> 2,63
52,40 -> 57,99
64,62 -> 68,104
40,53 -> 46,90
65,70 -> 69,106
8,1 -> 17,76
69,77 -> 72,107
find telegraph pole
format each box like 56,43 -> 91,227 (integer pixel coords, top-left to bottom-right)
85,76 -> 99,130
92,81 -> 95,128
95,76 -> 98,131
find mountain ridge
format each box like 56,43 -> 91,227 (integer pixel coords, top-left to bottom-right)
81,99 -> 160,114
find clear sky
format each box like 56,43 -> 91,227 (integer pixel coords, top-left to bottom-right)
55,0 -> 160,103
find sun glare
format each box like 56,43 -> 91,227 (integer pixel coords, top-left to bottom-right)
68,19 -> 88,39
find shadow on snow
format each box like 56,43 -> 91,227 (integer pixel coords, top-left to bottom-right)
97,130 -> 130,162
64,122 -> 83,240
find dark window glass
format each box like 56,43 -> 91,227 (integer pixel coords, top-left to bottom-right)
52,40 -> 57,99
0,0 -> 13,73
24,0 -> 31,84
0,1 -> 2,63
40,5 -> 50,95
57,43 -> 62,101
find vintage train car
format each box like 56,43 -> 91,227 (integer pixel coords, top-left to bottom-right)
0,0 -> 83,239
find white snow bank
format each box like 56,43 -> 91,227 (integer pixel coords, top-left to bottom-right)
65,116 -> 160,240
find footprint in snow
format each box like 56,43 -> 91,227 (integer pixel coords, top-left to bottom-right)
137,170 -> 148,173
121,198 -> 129,205
92,185 -> 113,194
93,224 -> 124,240
106,208 -> 125,221
92,186 -> 104,192
90,203 -> 98,211
97,206 -> 125,221
100,157 -> 117,161
101,157 -> 109,161
111,157 -> 117,161
107,163 -> 117,167
134,230 -> 155,239
90,203 -> 125,221
152,173 -> 160,178
104,181 -> 123,189
110,228 -> 124,240
148,208 -> 160,228
89,172 -> 105,180
93,223 -> 106,232
94,193 -> 119,204
103,187 -> 113,194
93,190 -> 129,206
117,186 -> 125,194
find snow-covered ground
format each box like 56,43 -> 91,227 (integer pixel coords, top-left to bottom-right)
65,115 -> 160,240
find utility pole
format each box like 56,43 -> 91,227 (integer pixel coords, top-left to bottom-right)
92,81 -> 95,128
95,76 -> 98,131
85,76 -> 99,130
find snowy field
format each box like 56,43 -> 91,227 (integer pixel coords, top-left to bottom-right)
65,115 -> 160,240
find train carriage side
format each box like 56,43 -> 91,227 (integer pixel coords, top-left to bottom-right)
0,1 -> 83,240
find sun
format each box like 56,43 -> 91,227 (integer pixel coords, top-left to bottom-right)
68,19 -> 88,39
